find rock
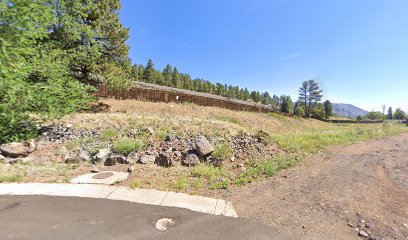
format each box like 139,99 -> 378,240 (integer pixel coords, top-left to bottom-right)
155,218 -> 175,231
0,154 -> 7,163
194,135 -> 214,156
239,166 -> 247,173
230,156 -> 235,162
90,167 -> 101,173
173,151 -> 182,158
348,222 -> 354,227
79,147 -> 92,161
182,153 -> 200,166
358,230 -> 369,238
0,140 -> 36,158
66,123 -> 74,129
105,153 -> 127,166
127,166 -> 135,173
210,157 -> 222,167
258,129 -> 270,137
146,127 -> 155,134
403,223 -> 407,228
95,148 -> 111,162
155,153 -> 172,167
64,151 -> 80,163
165,134 -> 175,142
138,154 -> 156,164
127,152 -> 139,163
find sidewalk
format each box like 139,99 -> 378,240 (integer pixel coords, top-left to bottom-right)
0,183 -> 237,217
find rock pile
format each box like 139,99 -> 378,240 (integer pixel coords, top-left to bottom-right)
40,123 -> 100,142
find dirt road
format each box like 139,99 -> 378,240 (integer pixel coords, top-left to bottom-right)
229,133 -> 408,240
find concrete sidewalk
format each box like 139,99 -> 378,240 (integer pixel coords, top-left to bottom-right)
0,183 -> 237,217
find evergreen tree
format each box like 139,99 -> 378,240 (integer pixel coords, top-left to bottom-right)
298,80 -> 323,117
162,64 -> 173,86
144,59 -> 155,83
280,95 -> 294,114
138,64 -> 145,81
131,64 -> 139,81
387,107 -> 393,120
323,100 -> 333,119
172,67 -> 182,88
271,95 -> 280,111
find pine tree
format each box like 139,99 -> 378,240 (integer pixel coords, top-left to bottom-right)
298,80 -> 323,117
323,100 -> 333,119
131,64 -> 139,81
172,67 -> 182,88
144,59 -> 155,83
280,95 -> 294,113
138,64 -> 145,81
162,64 -> 173,86
387,107 -> 393,120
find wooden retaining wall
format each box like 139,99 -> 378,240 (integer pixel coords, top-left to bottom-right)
98,82 -> 274,113
323,119 -> 384,124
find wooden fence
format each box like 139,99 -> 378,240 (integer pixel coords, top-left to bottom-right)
98,82 -> 274,113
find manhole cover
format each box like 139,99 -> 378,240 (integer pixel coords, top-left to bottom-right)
92,172 -> 114,179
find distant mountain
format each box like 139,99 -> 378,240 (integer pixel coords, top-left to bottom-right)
332,103 -> 369,118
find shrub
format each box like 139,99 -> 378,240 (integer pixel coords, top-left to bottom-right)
112,138 -> 144,155
100,128 -> 120,141
129,180 -> 141,189
172,177 -> 189,190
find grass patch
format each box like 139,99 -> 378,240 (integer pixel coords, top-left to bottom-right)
112,138 -> 144,155
172,177 -> 189,190
212,143 -> 233,160
100,128 -> 120,141
191,164 -> 229,180
129,179 -> 141,189
154,129 -> 169,141
216,115 -> 242,125
0,172 -> 24,183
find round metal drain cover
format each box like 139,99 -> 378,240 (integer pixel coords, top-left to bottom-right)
92,172 -> 114,179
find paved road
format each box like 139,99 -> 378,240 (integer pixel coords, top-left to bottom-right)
0,195 -> 295,240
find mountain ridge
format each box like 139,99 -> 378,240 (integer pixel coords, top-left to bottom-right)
332,103 -> 368,118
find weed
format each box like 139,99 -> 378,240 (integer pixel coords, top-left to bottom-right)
209,178 -> 230,189
129,179 -> 141,189
191,164 -> 228,180
172,177 -> 189,190
154,129 -> 169,141
100,128 -> 120,141
216,115 -> 242,125
212,143 -> 233,160
112,138 -> 144,155
0,173 -> 24,183
192,178 -> 203,189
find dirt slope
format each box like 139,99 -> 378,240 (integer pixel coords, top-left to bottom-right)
229,133 -> 408,240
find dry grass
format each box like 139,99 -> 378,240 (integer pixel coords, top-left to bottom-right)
60,99 -> 327,137
3,99 -> 407,198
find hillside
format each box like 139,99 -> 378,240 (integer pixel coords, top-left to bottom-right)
332,103 -> 368,118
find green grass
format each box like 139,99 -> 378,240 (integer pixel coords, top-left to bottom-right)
129,179 -> 141,189
112,138 -> 144,155
154,129 -> 169,141
172,177 -> 189,190
0,173 -> 24,183
216,115 -> 242,125
212,143 -> 233,160
191,164 -> 229,180
100,128 -> 120,141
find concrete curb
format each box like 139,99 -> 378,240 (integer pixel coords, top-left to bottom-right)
0,183 -> 238,218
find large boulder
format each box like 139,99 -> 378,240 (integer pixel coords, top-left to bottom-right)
138,154 -> 156,164
194,135 -> 214,156
182,153 -> 200,167
0,140 -> 36,158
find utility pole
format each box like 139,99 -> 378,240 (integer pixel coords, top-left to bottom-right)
382,105 -> 386,116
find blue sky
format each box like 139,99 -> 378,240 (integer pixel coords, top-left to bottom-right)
120,0 -> 408,112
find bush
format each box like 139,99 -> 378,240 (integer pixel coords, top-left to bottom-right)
112,138 -> 144,155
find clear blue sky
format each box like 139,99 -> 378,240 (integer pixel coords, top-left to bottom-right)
120,0 -> 408,112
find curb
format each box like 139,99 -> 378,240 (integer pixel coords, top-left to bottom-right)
0,183 -> 238,218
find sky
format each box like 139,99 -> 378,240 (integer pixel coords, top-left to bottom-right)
120,0 -> 408,112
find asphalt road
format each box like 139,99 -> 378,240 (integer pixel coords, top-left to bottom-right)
0,195 -> 295,240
